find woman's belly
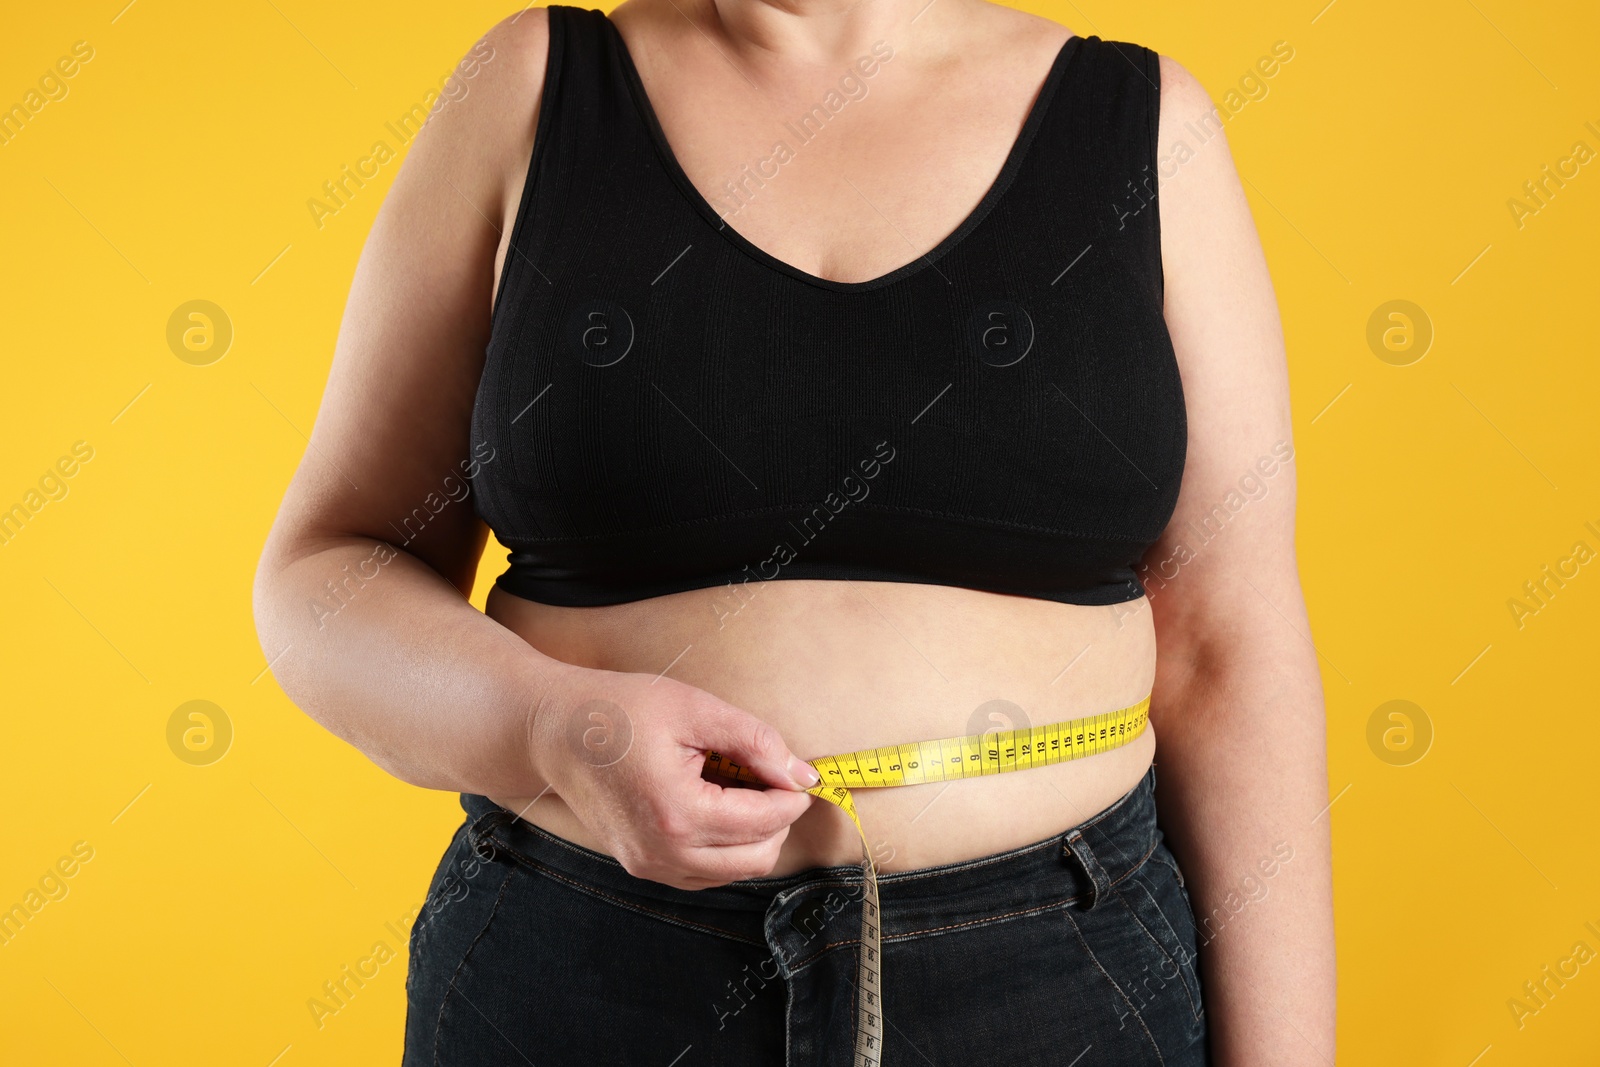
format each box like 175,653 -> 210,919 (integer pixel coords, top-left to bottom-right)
484,578 -> 1158,875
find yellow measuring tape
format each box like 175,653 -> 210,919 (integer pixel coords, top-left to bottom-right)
705,693 -> 1151,1066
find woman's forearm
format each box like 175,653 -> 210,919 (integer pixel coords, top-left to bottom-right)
1151,593 -> 1337,1065
251,537 -> 578,798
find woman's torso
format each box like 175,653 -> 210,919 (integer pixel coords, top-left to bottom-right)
475,0 -> 1179,875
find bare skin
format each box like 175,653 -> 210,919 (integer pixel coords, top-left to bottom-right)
252,0 -> 1335,1062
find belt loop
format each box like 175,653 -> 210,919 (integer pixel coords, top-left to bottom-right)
465,803 -> 519,863
1063,828 -> 1113,910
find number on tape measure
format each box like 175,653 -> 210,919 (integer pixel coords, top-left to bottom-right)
703,695 -> 1151,1067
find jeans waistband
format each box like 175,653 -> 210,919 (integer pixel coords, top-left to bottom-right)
460,764 -> 1160,951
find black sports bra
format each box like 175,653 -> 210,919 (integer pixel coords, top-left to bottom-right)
469,4 -> 1185,608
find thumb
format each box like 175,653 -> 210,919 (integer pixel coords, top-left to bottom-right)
684,701 -> 821,791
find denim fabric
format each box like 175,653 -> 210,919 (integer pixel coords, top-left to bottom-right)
402,766 -> 1208,1066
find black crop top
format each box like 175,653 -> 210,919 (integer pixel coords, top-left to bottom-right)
469,4 -> 1186,608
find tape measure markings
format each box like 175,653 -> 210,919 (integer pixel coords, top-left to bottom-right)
704,694 -> 1151,1066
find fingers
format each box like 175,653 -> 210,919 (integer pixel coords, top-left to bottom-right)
610,775 -> 813,888
623,834 -> 798,890
680,774 -> 815,846
571,678 -> 833,889
683,702 -> 821,791
572,777 -> 807,890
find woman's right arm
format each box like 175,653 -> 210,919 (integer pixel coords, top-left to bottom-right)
250,12 -> 816,888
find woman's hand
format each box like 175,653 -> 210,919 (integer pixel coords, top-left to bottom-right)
526,666 -> 821,890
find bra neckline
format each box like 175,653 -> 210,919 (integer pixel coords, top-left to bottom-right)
601,10 -> 1088,294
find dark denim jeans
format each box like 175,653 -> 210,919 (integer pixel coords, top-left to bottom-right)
402,765 -> 1208,1066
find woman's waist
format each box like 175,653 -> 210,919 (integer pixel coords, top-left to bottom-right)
487,738 -> 1158,891
488,579 -> 1160,873
509,728 -> 1154,876
486,579 -> 1159,723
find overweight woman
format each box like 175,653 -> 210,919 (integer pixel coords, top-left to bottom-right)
252,1 -> 1335,1063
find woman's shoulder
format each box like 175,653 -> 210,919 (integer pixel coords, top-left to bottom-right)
983,5 -> 1199,96
464,7 -> 555,121
476,5 -> 552,62
408,9 -> 556,227
390,9 -> 554,173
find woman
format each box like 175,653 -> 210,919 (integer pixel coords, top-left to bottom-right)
253,0 -> 1335,1063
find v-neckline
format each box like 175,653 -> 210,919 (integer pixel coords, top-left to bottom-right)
602,11 -> 1087,294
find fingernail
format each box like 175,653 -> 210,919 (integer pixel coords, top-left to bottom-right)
789,756 -> 821,789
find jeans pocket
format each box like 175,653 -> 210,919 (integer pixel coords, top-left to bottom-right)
1114,847 -> 1205,1028
406,818 -> 471,985
425,866 -> 523,1066
403,807 -> 544,1062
